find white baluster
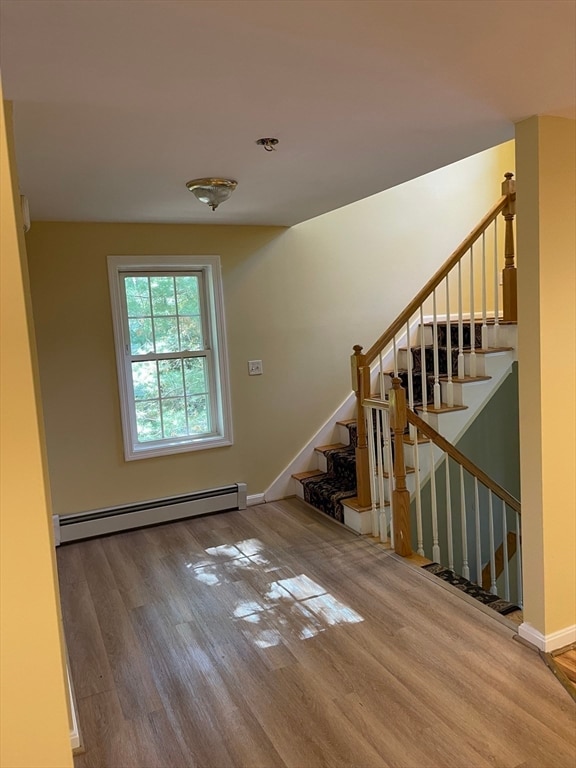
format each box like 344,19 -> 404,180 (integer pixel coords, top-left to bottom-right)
366,404 -> 378,537
385,410 -> 395,544
457,260 -> 465,379
414,434 -> 424,556
474,477 -> 482,584
379,513 -> 388,544
445,455 -> 454,571
430,442 -> 440,562
481,231 -> 489,350
406,320 -> 416,441
460,466 -> 470,579
432,289 -> 441,409
445,276 -> 454,406
493,218 -> 500,346
379,352 -> 385,402
380,410 -> 390,542
419,305 -> 428,415
393,335 -> 398,378
469,246 -> 477,377
502,500 -> 510,601
488,492 -> 497,594
516,510 -> 523,609
375,408 -> 386,541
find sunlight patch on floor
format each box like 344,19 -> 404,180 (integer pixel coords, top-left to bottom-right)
185,538 -> 363,647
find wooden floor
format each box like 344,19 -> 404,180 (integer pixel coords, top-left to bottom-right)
550,646 -> 576,699
58,498 -> 576,768
555,647 -> 576,684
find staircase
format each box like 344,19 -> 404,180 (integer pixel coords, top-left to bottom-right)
293,320 -> 517,534
292,173 -> 523,616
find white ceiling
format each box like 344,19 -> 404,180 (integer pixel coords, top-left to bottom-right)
1,0 -> 575,226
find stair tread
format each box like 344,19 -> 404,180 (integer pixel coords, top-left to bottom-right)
401,434 -> 430,445
292,470 -> 324,481
417,403 -> 468,414
336,418 -> 356,427
422,318 -> 513,326
380,466 -> 415,478
342,496 -> 389,513
438,375 -> 491,383
465,346 -> 514,354
314,442 -> 347,454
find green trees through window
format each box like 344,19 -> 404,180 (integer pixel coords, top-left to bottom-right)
123,274 -> 209,442
108,256 -> 232,460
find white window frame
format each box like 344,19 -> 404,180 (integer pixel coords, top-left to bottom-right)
108,255 -> 233,460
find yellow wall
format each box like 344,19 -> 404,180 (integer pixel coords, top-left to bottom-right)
0,96 -> 72,766
25,141 -> 514,516
516,116 -> 576,639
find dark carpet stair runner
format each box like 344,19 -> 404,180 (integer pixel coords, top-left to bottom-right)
301,423 -> 358,524
300,321 -> 519,616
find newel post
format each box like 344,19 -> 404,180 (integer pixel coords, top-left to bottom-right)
501,172 -> 517,322
389,378 -> 412,557
351,345 -> 371,508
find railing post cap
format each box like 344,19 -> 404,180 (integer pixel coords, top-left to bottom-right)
504,172 -> 514,180
353,345 -> 363,355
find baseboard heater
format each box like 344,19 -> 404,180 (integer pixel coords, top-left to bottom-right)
55,483 -> 247,545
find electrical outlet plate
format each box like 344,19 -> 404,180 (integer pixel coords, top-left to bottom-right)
248,360 -> 263,375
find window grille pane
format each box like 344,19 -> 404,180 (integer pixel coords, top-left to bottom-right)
158,359 -> 184,398
154,317 -> 179,353
125,276 -> 151,317
135,400 -> 162,442
175,276 -> 200,315
150,276 -> 176,316
187,394 -> 209,434
184,357 -> 207,395
129,318 -> 154,355
132,361 -> 159,400
161,397 -> 188,437
179,316 -> 203,351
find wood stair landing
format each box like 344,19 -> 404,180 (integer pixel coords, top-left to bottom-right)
545,644 -> 576,701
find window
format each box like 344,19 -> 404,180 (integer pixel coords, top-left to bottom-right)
108,255 -> 232,460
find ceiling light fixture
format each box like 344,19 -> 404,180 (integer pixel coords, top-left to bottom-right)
186,178 -> 238,211
256,137 -> 279,152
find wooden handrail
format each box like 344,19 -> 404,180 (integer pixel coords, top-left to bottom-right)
364,194 -> 508,365
406,409 -> 521,513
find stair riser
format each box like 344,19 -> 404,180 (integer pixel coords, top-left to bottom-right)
337,423 -> 354,447
464,350 -> 512,377
316,452 -> 328,473
419,321 -> 506,348
440,379 -> 489,407
342,507 -> 373,534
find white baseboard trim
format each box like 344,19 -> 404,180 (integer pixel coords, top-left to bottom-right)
247,493 -> 266,507
67,663 -> 81,750
518,622 -> 576,652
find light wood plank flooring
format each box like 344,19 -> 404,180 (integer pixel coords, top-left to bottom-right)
58,498 -> 576,768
